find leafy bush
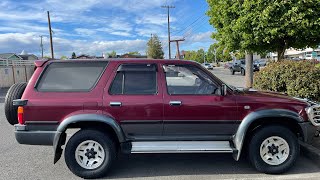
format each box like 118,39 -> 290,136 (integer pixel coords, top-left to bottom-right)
254,60 -> 320,102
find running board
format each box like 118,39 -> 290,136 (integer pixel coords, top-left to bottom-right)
131,141 -> 233,153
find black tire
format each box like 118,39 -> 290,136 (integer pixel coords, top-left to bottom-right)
248,125 -> 299,174
4,82 -> 27,125
241,68 -> 245,76
230,68 -> 235,75
64,129 -> 117,179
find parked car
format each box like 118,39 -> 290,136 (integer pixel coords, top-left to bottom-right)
254,59 -> 267,67
4,59 -> 320,179
230,59 -> 259,76
291,57 -> 302,61
202,62 -> 214,70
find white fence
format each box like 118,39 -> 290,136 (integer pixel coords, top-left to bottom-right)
0,59 -> 36,66
0,59 -> 35,88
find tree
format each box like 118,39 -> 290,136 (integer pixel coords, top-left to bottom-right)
60,55 -> 68,60
207,0 -> 320,61
108,51 -> 117,58
71,52 -> 76,59
127,51 -> 141,55
147,34 -> 164,59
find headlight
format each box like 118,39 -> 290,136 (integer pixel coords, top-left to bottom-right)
305,105 -> 320,126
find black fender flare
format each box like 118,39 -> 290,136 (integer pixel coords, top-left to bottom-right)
53,114 -> 125,163
232,109 -> 304,161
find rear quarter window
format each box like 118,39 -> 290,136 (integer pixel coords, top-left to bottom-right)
36,61 -> 108,92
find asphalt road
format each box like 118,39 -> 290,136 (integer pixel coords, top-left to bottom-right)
1,68 -> 320,180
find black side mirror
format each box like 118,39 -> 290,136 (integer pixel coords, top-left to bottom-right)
221,84 -> 227,96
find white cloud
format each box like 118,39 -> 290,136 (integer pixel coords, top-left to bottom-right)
0,32 -> 146,57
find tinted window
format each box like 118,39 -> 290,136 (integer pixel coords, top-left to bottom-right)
37,62 -> 107,91
110,64 -> 157,95
163,65 -> 218,95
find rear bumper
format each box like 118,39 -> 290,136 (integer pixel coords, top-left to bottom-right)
14,124 -> 56,145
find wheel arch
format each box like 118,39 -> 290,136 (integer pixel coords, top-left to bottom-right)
53,114 -> 125,164
233,109 -> 304,161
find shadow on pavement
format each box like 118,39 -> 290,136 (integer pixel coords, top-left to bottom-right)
0,88 -> 8,103
105,153 -> 319,179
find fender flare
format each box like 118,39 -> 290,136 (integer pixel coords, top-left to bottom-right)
53,114 -> 125,163
233,109 -> 304,161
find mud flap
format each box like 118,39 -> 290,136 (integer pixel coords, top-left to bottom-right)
53,132 -> 66,164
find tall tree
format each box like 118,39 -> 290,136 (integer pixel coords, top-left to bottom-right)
108,51 -> 117,58
207,0 -> 320,61
127,51 -> 141,55
71,52 -> 76,59
147,34 -> 164,59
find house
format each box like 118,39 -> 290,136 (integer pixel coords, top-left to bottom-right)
0,53 -> 22,60
270,47 -> 320,60
19,50 -> 38,60
119,54 -> 147,58
76,54 -> 94,59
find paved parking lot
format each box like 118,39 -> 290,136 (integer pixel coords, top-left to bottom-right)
1,68 -> 320,180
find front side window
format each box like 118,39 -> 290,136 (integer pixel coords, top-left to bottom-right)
163,65 -> 219,95
37,62 -> 108,92
109,64 -> 157,95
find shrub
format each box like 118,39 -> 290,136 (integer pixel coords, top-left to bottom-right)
254,60 -> 320,102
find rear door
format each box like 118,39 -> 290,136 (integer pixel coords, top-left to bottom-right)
104,63 -> 163,140
161,63 -> 238,138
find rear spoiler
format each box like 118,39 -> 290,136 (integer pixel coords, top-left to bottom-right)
34,60 -> 49,67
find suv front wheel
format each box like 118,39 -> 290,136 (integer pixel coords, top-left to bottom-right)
64,129 -> 116,179
248,125 -> 299,174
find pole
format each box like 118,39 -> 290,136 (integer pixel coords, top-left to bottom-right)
170,39 -> 185,59
47,11 -> 54,59
39,35 -> 44,58
214,48 -> 217,65
245,52 -> 254,88
161,5 -> 175,59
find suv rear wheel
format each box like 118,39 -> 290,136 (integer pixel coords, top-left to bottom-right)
248,125 -> 299,174
230,68 -> 235,75
4,82 -> 27,125
241,68 -> 245,76
64,129 -> 116,179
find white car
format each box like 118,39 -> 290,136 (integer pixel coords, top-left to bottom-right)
202,63 -> 213,70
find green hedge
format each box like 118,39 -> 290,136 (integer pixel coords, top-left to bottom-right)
253,60 -> 320,102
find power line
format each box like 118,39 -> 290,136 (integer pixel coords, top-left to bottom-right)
172,15 -> 206,37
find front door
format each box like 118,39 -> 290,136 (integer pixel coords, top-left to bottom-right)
161,64 -> 238,138
104,63 -> 163,140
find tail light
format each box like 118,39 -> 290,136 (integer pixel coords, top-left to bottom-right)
17,106 -> 24,124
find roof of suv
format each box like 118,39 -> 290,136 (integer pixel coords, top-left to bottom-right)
35,58 -> 198,67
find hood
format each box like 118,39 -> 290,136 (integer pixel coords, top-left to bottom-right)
237,88 -> 310,106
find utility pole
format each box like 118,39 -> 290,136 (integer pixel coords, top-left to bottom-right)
170,39 -> 184,59
47,11 -> 54,59
161,5 -> 175,59
39,35 -> 44,58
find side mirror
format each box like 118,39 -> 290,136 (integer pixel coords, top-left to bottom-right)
221,84 -> 227,96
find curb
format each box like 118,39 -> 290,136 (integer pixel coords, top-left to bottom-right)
300,141 -> 320,166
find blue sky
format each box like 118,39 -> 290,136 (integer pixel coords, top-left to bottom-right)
0,0 -> 215,58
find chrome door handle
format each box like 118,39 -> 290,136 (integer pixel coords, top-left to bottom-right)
110,102 -> 122,107
169,101 -> 182,106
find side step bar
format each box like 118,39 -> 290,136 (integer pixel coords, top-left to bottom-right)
131,141 -> 234,153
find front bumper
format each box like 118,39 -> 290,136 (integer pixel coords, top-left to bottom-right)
299,122 -> 318,143
14,124 -> 56,145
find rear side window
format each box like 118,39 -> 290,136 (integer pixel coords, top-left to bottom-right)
36,61 -> 108,92
109,64 -> 157,95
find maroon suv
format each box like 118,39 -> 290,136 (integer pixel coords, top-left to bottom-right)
4,59 -> 320,179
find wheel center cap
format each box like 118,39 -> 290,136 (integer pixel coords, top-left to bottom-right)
85,148 -> 97,159
267,144 -> 279,156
